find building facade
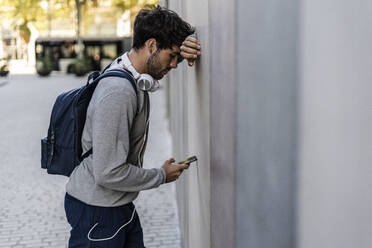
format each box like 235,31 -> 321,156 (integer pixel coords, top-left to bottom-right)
164,0 -> 372,247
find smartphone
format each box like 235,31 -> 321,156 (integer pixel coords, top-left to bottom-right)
177,156 -> 197,165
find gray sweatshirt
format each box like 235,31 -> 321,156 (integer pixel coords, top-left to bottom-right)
66,61 -> 166,207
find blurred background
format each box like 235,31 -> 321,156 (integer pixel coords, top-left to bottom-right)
0,1 -> 186,248
0,0 -> 159,76
1,0 -> 372,248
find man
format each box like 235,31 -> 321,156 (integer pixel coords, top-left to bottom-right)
64,5 -> 201,248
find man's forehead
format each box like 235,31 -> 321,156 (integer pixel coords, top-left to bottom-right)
171,45 -> 181,53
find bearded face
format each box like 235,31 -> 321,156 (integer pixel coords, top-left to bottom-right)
146,50 -> 167,80
145,45 -> 181,80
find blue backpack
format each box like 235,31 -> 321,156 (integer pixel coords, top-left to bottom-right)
41,69 -> 137,176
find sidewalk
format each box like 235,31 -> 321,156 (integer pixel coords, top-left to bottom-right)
0,74 -> 180,248
8,60 -> 36,75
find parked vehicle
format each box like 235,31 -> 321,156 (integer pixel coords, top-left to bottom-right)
35,36 -> 132,73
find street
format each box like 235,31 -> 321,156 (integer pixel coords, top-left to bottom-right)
0,74 -> 180,248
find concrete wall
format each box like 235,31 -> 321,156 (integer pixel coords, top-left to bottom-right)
209,0 -> 236,247
298,1 -> 372,247
167,1 -> 211,247
235,0 -> 299,247
167,0 -> 298,247
166,0 -> 372,247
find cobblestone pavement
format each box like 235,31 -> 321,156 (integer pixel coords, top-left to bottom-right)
0,74 -> 181,248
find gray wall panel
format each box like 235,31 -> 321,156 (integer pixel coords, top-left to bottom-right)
168,0 -> 210,247
235,0 -> 298,247
299,1 -> 372,247
209,0 -> 237,247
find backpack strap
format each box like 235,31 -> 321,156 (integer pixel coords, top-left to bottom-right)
80,69 -> 138,161
86,71 -> 100,85
95,69 -> 137,94
81,148 -> 92,161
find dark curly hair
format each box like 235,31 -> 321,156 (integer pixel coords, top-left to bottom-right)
132,5 -> 195,50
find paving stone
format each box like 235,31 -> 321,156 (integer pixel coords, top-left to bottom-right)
0,74 -> 181,248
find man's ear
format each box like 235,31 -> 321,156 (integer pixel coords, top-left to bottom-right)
145,38 -> 157,54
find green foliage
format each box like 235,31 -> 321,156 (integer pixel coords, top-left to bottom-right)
0,58 -> 9,76
112,0 -> 159,32
73,57 -> 93,77
113,0 -> 140,10
19,21 -> 32,43
0,0 -> 47,43
36,57 -> 53,76
0,59 -> 9,71
0,0 -> 159,45
19,22 -> 31,37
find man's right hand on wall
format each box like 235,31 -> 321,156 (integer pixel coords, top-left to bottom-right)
162,158 -> 190,183
180,36 -> 201,66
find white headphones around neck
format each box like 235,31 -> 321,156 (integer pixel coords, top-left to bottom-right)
120,52 -> 160,92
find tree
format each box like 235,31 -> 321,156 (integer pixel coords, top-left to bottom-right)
75,0 -> 83,58
0,0 -> 48,64
0,0 -> 159,60
113,0 -> 159,33
72,0 -> 158,57
0,0 -> 47,44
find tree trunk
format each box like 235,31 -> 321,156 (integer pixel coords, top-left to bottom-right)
0,24 -> 3,59
47,0 -> 52,37
27,22 -> 39,68
75,0 -> 83,58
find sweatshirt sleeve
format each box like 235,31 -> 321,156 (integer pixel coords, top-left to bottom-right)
91,89 -> 166,192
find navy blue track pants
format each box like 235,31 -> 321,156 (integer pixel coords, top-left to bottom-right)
64,193 -> 145,248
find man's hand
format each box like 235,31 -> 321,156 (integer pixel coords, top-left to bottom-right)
161,158 -> 190,183
180,36 -> 201,66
